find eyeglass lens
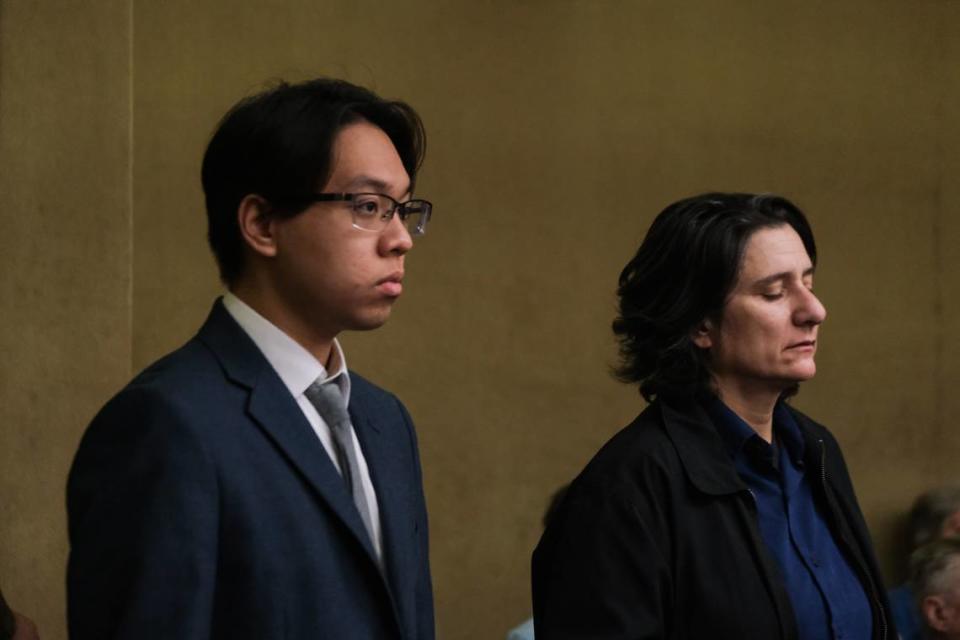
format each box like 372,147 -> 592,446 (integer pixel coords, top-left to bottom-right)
351,195 -> 430,236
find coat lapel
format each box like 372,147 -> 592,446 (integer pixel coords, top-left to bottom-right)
197,300 -> 381,566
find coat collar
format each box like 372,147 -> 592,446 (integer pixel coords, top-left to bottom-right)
659,398 -> 749,496
659,398 -> 799,639
660,397 -> 822,497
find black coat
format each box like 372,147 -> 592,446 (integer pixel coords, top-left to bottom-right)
532,399 -> 894,640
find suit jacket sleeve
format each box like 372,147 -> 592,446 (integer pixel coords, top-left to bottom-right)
532,460 -> 673,640
67,386 -> 219,640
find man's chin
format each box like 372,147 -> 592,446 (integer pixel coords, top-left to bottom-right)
344,310 -> 393,332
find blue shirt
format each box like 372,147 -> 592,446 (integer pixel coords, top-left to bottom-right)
704,397 -> 873,640
888,584 -> 921,640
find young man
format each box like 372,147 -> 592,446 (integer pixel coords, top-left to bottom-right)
67,78 -> 435,639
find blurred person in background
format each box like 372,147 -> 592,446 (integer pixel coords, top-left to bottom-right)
891,487 -> 960,640
909,537 -> 960,640
507,486 -> 569,640
0,588 -> 38,640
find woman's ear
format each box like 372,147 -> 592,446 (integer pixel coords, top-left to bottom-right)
237,194 -> 278,258
691,319 -> 714,349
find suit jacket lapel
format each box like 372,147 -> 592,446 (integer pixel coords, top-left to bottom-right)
246,377 -> 380,562
348,385 -> 412,608
197,300 -> 381,566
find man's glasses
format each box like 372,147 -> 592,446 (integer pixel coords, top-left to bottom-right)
307,192 -> 432,236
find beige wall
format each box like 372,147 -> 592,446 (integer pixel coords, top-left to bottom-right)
1,2 -> 958,639
0,1 -> 132,636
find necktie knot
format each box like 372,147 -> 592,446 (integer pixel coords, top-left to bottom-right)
305,380 -> 350,431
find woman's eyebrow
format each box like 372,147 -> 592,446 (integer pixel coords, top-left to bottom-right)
751,266 -> 816,288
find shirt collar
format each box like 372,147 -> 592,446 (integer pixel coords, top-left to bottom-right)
703,395 -> 805,464
221,292 -> 351,404
773,401 -> 805,462
703,394 -> 759,460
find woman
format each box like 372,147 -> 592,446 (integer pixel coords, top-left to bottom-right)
532,193 -> 893,639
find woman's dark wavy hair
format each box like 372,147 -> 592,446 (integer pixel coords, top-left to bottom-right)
202,77 -> 426,285
612,192 -> 817,402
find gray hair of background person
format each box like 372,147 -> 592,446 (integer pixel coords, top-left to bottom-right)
909,538 -> 960,623
909,487 -> 960,550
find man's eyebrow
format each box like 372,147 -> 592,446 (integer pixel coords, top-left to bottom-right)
343,175 -> 410,196
751,266 -> 816,287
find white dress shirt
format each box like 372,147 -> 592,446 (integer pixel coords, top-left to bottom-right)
222,292 -> 383,560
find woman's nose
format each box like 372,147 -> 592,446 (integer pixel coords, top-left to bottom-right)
795,287 -> 827,325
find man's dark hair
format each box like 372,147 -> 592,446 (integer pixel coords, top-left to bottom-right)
201,78 -> 427,284
612,192 -> 817,402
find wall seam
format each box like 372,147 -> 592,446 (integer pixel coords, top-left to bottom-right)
932,0 -> 946,479
127,0 -> 135,379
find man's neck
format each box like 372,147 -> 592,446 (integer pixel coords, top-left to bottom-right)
229,282 -> 335,368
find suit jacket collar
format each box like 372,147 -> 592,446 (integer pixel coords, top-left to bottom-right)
196,299 -> 386,574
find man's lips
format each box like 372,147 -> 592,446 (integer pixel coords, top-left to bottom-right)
786,339 -> 816,350
376,273 -> 404,297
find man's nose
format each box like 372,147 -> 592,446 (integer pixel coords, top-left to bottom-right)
379,213 -> 413,256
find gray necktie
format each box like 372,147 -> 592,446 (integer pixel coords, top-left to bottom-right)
304,380 -> 378,554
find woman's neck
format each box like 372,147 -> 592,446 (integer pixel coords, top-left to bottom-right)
712,380 -> 781,443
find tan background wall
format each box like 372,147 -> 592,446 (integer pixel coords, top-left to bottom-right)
0,0 -> 133,636
1,2 -> 957,639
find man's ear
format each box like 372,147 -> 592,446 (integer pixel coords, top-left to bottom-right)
237,194 -> 278,258
691,318 -> 714,349
922,595 -> 950,633
941,510 -> 960,539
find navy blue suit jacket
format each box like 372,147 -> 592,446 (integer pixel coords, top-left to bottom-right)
67,300 -> 434,639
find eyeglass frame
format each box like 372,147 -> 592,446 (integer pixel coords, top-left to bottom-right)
290,192 -> 432,236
